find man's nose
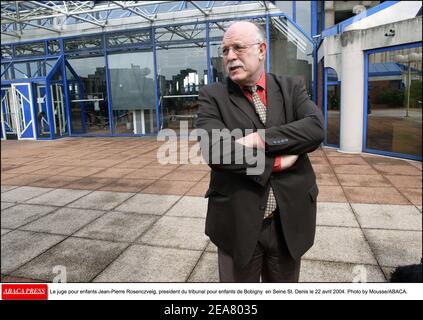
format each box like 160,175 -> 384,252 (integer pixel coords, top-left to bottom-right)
226,47 -> 238,60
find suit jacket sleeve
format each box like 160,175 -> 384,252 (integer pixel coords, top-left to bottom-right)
196,85 -> 273,187
260,77 -> 324,155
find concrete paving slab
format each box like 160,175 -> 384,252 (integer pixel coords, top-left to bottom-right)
138,216 -> 208,250
1,185 -> 18,193
25,189 -> 92,206
1,204 -> 57,229
362,229 -> 422,267
1,186 -> 54,203
315,173 -> 339,186
1,229 -> 13,236
303,226 -> 378,265
1,202 -> 15,210
11,237 -> 127,282
205,241 -> 218,253
1,275 -> 44,283
188,253 -> 219,282
142,180 -> 197,196
185,181 -> 209,197
316,186 -> 348,202
114,193 -> 180,215
373,164 -> 421,176
299,260 -> 387,283
317,202 -> 359,227
93,244 -> 202,282
68,191 -> 134,211
166,196 -> 208,218
351,204 -> 422,231
381,267 -> 396,282
20,207 -> 105,236
74,211 -> 158,242
398,188 -> 422,207
337,174 -> 391,187
1,230 -> 65,274
344,187 -> 410,205
385,175 -> 422,189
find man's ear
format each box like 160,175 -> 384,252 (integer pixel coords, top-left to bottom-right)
258,43 -> 267,60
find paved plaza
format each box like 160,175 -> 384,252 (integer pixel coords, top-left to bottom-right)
1,137 -> 421,282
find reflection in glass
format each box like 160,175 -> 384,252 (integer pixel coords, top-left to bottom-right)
1,45 -> 13,59
156,43 -> 207,130
48,40 -> 60,54
269,17 -> 314,93
108,50 -> 156,134
367,46 -> 422,157
8,59 -> 57,80
327,84 -> 340,146
65,36 -> 102,52
15,42 -> 45,57
107,30 -> 151,48
295,1 -> 311,36
35,84 -> 50,138
67,56 -> 109,134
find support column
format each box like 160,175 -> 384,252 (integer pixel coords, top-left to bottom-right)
339,31 -> 364,153
324,1 -> 335,28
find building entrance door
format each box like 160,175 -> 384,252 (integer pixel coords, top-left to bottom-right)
50,83 -> 67,137
1,87 -> 18,140
11,83 -> 36,140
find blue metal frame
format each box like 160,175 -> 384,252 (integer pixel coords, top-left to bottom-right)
2,11 -> 318,140
60,39 -> 72,137
152,27 -> 160,132
265,15 -> 270,73
363,41 -> 422,161
103,33 -> 113,135
292,1 -> 296,22
206,22 -> 212,85
45,55 -> 65,140
323,66 -> 341,148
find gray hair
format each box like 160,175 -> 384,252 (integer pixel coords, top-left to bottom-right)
251,21 -> 266,43
226,20 -> 266,43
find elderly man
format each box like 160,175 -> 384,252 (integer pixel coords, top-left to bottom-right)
196,21 -> 324,282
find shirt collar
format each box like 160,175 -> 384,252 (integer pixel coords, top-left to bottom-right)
240,71 -> 266,92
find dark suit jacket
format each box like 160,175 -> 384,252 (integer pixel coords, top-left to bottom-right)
196,74 -> 324,268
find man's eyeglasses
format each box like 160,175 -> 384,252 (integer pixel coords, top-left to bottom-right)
219,42 -> 262,57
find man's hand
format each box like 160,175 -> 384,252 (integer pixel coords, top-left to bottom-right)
280,154 -> 299,170
235,132 -> 265,150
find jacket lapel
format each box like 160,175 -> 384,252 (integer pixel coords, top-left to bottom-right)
227,78 -> 264,129
266,74 -> 286,127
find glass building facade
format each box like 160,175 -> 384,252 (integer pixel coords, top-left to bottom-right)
1,1 -> 421,161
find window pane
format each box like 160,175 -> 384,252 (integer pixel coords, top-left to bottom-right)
327,84 -> 340,146
156,42 -> 207,130
64,36 -> 103,52
1,45 -> 13,59
15,42 -> 45,57
67,56 -> 109,135
274,1 -> 293,17
107,30 -> 151,48
155,23 -> 206,44
48,40 -> 60,54
1,63 -> 12,80
366,46 -> 422,157
269,16 -> 314,93
296,1 -> 311,35
108,50 -> 156,134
